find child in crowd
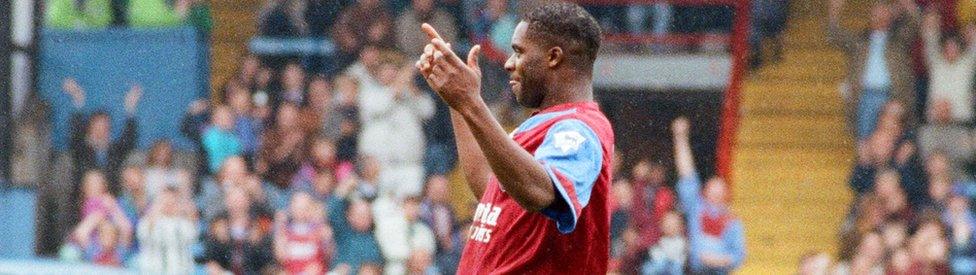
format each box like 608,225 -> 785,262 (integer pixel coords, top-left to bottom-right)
274,192 -> 335,275
642,211 -> 687,275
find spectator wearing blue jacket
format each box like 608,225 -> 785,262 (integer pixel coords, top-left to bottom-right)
672,117 -> 746,274
202,105 -> 243,173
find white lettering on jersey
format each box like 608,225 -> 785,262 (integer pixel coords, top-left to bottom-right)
469,203 -> 503,243
553,130 -> 585,153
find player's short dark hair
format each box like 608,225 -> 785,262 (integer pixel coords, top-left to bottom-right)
523,1 -> 602,70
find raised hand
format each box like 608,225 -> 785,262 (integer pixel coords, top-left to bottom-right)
189,99 -> 209,115
124,84 -> 143,115
922,11 -> 940,36
62,78 -> 86,108
416,23 -> 484,110
672,117 -> 690,136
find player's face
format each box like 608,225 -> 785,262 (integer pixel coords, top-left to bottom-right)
505,22 -> 547,108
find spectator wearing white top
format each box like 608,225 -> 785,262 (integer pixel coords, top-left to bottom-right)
351,47 -> 434,198
137,187 -> 198,275
922,12 -> 976,123
373,195 -> 437,275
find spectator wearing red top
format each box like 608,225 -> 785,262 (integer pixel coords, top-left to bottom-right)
630,159 -> 677,248
273,192 -> 334,275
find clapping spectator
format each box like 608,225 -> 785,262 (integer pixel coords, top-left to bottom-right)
200,185 -> 274,275
827,0 -> 922,139
136,187 -> 198,274
922,12 -> 976,124
672,117 -> 746,273
352,49 -> 434,198
273,192 -> 334,275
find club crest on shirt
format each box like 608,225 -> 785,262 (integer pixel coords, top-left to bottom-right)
553,130 -> 585,153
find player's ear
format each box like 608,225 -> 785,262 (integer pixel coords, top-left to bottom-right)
547,46 -> 564,68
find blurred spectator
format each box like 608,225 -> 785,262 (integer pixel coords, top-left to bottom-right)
333,75 -> 362,162
922,162 -> 953,213
395,0 -> 459,57
180,99 -> 212,178
60,170 -> 133,266
257,0 -> 308,37
946,196 -> 976,273
351,49 -> 434,198
834,232 -> 886,274
292,137 -> 342,188
333,0 -> 393,68
797,251 -> 832,275
127,0 -> 191,27
905,219 -> 951,273
849,100 -> 926,204
203,105 -> 244,173
328,175 -> 384,272
374,195 -> 436,274
136,187 -> 198,274
274,63 -> 308,109
641,211 -> 687,275
922,12 -> 976,123
827,0 -> 922,139
224,83 -> 264,163
301,75 -> 342,140
197,156 -> 273,222
258,103 -> 310,189
44,0 -> 114,28
470,0 -> 518,110
273,192 -> 334,275
304,0 -> 345,38
419,175 -> 461,273
749,0 -> 789,69
630,159 -> 676,252
63,78 -> 142,229
200,186 -> 274,275
918,100 -> 974,181
873,169 -> 914,223
610,179 -> 633,266
672,118 -> 746,274
143,139 -> 193,199
118,166 -> 149,224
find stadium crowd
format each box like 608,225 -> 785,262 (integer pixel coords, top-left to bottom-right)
793,0 -> 976,274
36,0 -> 773,274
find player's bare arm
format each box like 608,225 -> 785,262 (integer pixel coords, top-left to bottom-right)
417,23 -> 556,211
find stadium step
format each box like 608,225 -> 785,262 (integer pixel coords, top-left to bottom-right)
732,3 -> 860,274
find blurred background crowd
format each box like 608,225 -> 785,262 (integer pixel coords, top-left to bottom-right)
18,0 -> 769,274
21,0 -> 976,274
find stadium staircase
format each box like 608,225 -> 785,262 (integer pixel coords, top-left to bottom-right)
731,1 -> 868,273
210,0 -> 261,96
